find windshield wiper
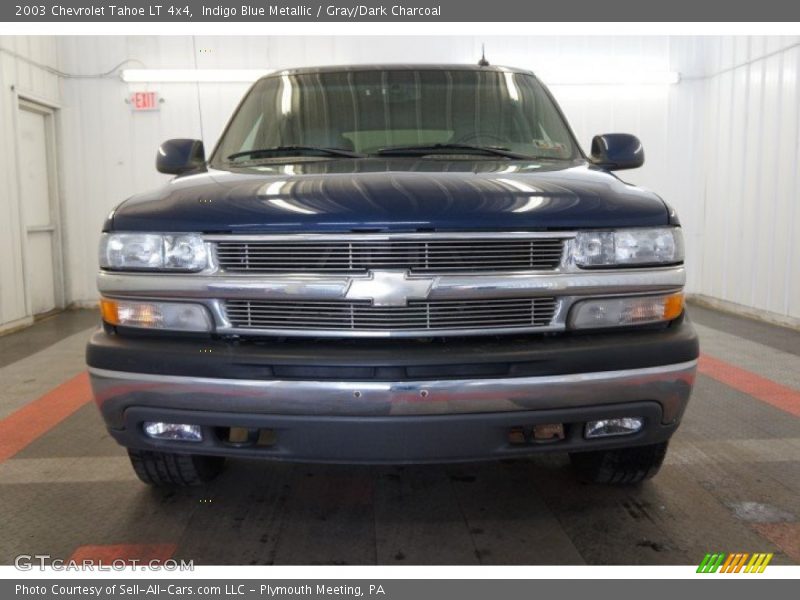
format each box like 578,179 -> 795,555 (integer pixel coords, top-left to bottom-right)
374,143 -> 532,160
228,145 -> 366,161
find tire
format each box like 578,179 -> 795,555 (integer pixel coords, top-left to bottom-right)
569,441 -> 669,485
127,449 -> 225,487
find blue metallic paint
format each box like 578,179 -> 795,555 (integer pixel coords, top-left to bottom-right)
106,159 -> 671,233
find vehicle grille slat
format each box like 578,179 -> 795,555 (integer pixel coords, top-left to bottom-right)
215,236 -> 566,274
216,241 -> 566,247
224,298 -> 558,333
227,303 -> 553,313
215,247 -> 565,253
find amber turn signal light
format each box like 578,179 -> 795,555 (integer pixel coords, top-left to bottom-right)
662,292 -> 685,321
570,291 -> 685,329
100,298 -> 120,325
98,298 -> 211,332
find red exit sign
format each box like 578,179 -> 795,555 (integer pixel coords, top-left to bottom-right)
130,91 -> 159,111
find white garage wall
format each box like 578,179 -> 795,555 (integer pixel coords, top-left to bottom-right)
0,37 -> 62,333
696,37 -> 800,325
55,35 -> 707,306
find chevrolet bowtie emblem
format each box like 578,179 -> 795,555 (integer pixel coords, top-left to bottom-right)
345,270 -> 436,307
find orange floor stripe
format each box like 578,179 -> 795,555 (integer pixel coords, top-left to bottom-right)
69,543 -> 178,564
752,523 -> 800,564
0,371 -> 92,463
698,354 -> 800,417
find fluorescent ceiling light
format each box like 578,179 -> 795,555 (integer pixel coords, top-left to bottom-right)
539,69 -> 680,85
120,67 -> 679,86
121,69 -> 271,83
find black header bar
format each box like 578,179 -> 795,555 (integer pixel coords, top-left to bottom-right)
4,0 -> 800,22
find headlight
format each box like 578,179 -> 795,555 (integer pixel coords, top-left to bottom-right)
569,292 -> 684,329
573,228 -> 683,267
100,298 -> 212,332
99,233 -> 208,271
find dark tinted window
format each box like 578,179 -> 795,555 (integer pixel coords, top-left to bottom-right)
212,69 -> 578,164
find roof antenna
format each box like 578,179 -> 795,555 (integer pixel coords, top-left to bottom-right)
478,44 -> 490,67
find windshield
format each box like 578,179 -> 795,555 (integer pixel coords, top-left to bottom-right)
211,68 -> 580,167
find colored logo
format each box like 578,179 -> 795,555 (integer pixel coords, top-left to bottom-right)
697,552 -> 773,573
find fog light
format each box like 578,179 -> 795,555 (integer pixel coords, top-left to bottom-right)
585,417 -> 644,439
143,422 -> 203,442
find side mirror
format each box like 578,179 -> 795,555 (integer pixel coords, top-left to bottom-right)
590,133 -> 644,170
156,139 -> 206,175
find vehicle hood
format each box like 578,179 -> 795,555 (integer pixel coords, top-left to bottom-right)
108,159 -> 671,233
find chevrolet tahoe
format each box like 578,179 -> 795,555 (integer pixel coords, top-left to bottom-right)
87,64 -> 699,486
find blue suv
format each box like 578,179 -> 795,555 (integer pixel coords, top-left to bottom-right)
87,64 -> 698,486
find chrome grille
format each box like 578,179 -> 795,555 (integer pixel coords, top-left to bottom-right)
214,237 -> 566,273
224,297 -> 558,333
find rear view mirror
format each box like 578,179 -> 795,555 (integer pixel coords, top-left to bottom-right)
590,133 -> 644,171
156,139 -> 206,175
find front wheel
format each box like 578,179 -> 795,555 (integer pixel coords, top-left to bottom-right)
128,449 -> 225,487
569,441 -> 669,484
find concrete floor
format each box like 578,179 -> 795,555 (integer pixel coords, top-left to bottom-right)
0,303 -> 798,566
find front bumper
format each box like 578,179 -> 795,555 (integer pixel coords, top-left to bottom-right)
87,317 -> 697,463
107,401 -> 682,464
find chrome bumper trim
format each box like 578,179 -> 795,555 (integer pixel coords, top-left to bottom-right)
97,266 -> 684,337
203,231 -> 580,242
97,266 -> 685,302
89,359 -> 697,425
